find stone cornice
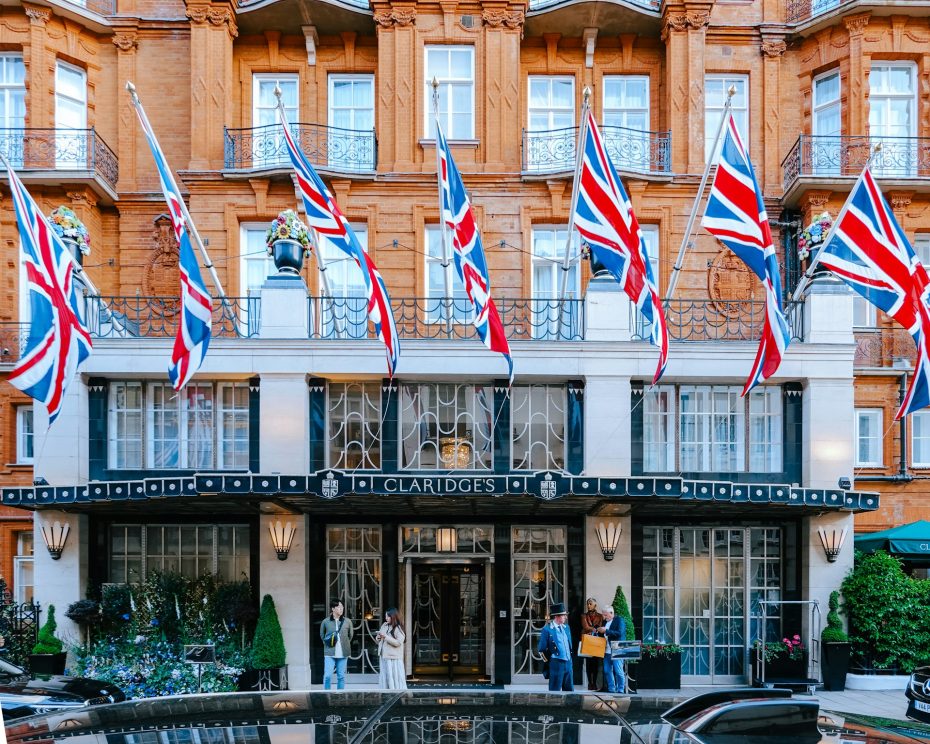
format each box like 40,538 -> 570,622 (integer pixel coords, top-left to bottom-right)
374,6 -> 417,27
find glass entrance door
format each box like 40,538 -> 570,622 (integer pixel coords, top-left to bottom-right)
411,563 -> 486,680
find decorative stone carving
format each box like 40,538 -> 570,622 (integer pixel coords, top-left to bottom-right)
888,191 -> 913,211
112,33 -> 138,52
374,7 -> 417,26
482,8 -> 524,29
686,10 -> 710,28
761,39 -> 787,57
803,190 -> 832,212
186,6 -> 238,36
708,248 -> 759,314
843,12 -> 870,35
23,5 -> 51,24
67,190 -> 97,208
142,214 -> 181,304
661,14 -> 687,41
186,6 -> 208,23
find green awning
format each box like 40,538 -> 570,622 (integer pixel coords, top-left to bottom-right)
855,520 -> 930,558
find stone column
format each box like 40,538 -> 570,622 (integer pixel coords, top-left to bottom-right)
186,1 -> 237,171
845,13 -> 871,136
259,514 -> 312,688
113,30 -> 139,193
760,35 -> 787,193
33,511 -> 89,655
481,7 -> 525,170
23,5 -> 51,128
584,376 -> 632,477
32,380 -> 89,486
374,5 -> 418,170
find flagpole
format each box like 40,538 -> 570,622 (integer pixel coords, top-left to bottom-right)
432,77 -> 454,337
558,86 -> 591,303
790,143 -> 883,302
125,82 -> 228,303
665,85 -> 736,302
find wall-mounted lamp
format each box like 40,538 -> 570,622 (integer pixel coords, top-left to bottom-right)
817,526 -> 848,563
41,520 -> 70,560
268,520 -> 296,561
437,526 -> 458,553
595,521 -> 622,562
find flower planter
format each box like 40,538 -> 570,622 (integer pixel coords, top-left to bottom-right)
61,238 -> 83,266
636,651 -> 681,690
237,665 -> 288,691
821,642 -> 850,691
751,648 -> 807,686
29,652 -> 67,676
272,239 -> 305,276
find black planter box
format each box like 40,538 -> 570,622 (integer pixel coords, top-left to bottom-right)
29,652 -> 67,676
237,665 -> 288,691
751,648 -> 807,686
821,643 -> 850,691
636,652 -> 682,690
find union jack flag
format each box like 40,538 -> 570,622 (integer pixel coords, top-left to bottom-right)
817,165 -> 930,418
702,112 -> 791,394
276,109 -> 400,376
132,102 -> 212,391
437,122 -> 512,379
4,163 -> 92,423
573,115 -> 668,383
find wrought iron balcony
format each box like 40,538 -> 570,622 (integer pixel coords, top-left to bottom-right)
522,125 -> 671,176
0,323 -> 29,364
631,299 -> 806,343
308,296 -> 585,341
783,134 -> 930,191
85,296 -> 260,339
528,0 -> 658,10
0,128 -> 118,192
224,123 -> 376,173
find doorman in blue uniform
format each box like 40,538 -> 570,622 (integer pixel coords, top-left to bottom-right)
538,602 -> 574,691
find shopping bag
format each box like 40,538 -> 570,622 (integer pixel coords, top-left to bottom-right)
579,633 -> 606,659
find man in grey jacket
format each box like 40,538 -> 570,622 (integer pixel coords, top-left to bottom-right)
320,599 -> 354,690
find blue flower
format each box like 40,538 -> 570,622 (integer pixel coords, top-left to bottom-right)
150,618 -> 159,626
121,613 -> 130,620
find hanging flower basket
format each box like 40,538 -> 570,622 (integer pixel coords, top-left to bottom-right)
49,206 -> 91,265
797,211 -> 832,263
265,210 -> 311,276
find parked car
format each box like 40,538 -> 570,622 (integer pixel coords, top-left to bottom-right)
907,664 -> 930,724
3,689 -> 927,744
0,657 -> 124,720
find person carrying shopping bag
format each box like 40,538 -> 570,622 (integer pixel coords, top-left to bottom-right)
377,608 -> 407,690
597,605 -> 627,694
580,597 -> 605,691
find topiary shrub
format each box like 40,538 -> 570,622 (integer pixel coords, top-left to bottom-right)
32,604 -> 64,655
821,590 -> 848,644
250,594 -> 286,669
612,586 -> 636,641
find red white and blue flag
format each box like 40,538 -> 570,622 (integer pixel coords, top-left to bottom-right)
4,163 -> 92,423
816,165 -> 930,418
573,116 -> 668,383
132,104 -> 212,391
436,122 -> 512,379
277,110 -> 400,376
702,112 -> 791,395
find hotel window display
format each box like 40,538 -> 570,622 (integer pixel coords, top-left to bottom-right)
108,524 -> 250,583
328,382 -> 382,470
511,384 -> 566,470
512,526 -> 566,677
327,526 -> 382,675
400,383 -> 493,470
108,382 -> 249,470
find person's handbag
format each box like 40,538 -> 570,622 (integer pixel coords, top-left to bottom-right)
579,633 -> 606,659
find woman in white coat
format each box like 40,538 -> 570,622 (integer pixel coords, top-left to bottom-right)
376,607 -> 407,690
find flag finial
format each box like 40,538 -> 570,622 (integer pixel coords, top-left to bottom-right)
431,76 -> 439,90
273,85 -> 282,103
125,81 -> 138,104
727,84 -> 737,98
583,86 -> 591,102
873,142 -> 883,153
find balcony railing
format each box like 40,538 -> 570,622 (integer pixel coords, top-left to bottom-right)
0,323 -> 29,363
522,125 -> 671,175
224,123 -> 376,173
0,128 -> 118,191
309,297 -> 585,341
85,296 -> 261,339
528,0 -> 658,10
631,299 -> 806,342
783,135 -> 930,190
786,0 -> 853,24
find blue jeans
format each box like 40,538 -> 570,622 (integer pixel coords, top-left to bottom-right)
603,655 -> 626,693
323,656 -> 347,690
548,658 -> 574,692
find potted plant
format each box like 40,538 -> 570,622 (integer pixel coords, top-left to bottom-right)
49,206 -> 91,266
751,635 -> 807,685
30,604 -> 67,675
797,211 -> 832,275
239,594 -> 287,691
266,210 -> 311,276
638,643 -> 682,689
65,599 -> 100,649
821,590 -> 851,691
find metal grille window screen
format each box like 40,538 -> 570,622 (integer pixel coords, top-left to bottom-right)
328,382 -> 382,470
511,384 -> 567,470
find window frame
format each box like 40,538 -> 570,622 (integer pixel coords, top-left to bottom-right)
911,410 -> 930,468
704,74 -> 749,162
527,75 -> 575,133
16,404 -> 33,464
602,75 -> 650,131
327,74 -> 375,132
855,408 -> 883,467
530,225 -> 580,300
54,60 -> 87,129
423,45 -> 475,140
252,73 -> 299,127
812,69 -> 841,137
868,62 -> 917,139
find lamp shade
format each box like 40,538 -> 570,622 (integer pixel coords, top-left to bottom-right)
595,521 -> 622,561
817,526 -> 848,563
437,526 -> 458,553
269,520 -> 297,560
41,520 -> 70,560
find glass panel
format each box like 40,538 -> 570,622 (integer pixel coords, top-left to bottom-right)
328,382 -> 382,469
511,384 -> 567,470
